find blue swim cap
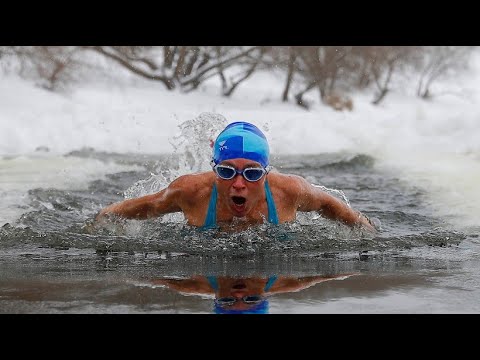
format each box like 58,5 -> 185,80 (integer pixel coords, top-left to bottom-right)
213,299 -> 270,314
212,121 -> 269,167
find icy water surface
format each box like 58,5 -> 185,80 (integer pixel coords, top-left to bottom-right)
1,146 -> 478,314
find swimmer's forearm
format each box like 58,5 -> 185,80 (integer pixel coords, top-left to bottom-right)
320,199 -> 377,232
96,198 -> 155,221
95,189 -> 181,222
338,210 -> 376,232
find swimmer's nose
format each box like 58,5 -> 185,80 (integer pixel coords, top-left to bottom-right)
232,174 -> 247,189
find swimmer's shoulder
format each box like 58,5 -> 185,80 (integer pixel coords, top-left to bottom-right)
168,171 -> 216,201
266,171 -> 307,204
267,171 -> 305,192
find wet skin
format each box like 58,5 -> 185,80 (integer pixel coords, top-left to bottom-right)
95,158 -> 376,232
215,277 -> 267,311
215,158 -> 267,219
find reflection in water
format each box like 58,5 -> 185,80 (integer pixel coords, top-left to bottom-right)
152,274 -> 358,314
0,114 -> 475,313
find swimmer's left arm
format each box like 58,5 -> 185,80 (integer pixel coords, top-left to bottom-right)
267,274 -> 360,294
295,176 -> 377,232
151,276 -> 213,295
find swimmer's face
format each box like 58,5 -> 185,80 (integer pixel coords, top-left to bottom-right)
214,158 -> 266,218
215,277 -> 266,311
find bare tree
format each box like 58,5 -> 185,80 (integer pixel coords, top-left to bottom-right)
294,80 -> 316,109
276,46 -> 299,102
83,46 -> 176,89
2,46 -> 476,112
255,46 -> 302,103
368,46 -> 418,105
220,47 -> 268,97
0,46 -> 82,91
179,46 -> 262,92
84,46 -> 263,93
348,46 -> 377,89
291,47 -> 352,109
416,46 -> 474,99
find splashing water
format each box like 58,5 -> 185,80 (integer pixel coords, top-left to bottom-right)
169,112 -> 228,173
120,113 -> 228,225
313,184 -> 351,207
124,112 -> 228,199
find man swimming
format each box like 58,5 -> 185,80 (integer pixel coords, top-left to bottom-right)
95,121 -> 376,232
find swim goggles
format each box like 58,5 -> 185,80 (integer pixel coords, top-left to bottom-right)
215,295 -> 264,306
212,164 -> 269,182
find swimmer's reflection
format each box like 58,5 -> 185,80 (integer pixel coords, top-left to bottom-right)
152,273 -> 357,314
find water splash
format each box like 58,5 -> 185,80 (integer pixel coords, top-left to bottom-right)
0,218 -> 465,259
312,184 -> 351,207
124,112 -> 228,199
169,112 -> 228,173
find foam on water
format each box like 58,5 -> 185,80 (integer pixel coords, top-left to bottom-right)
0,154 -> 143,226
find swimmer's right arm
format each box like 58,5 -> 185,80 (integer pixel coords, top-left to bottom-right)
95,183 -> 182,222
294,175 -> 377,233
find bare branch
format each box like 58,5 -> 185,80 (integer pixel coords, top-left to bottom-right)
84,46 -> 176,90
180,46 -> 260,88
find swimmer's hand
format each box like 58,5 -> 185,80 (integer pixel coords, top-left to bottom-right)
82,210 -> 125,234
364,216 -> 381,233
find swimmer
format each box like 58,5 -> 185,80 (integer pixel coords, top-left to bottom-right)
96,121 -> 377,232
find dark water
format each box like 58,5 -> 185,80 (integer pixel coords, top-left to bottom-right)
1,150 -> 479,313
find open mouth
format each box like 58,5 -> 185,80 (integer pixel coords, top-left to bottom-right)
232,283 -> 246,289
231,196 -> 246,205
